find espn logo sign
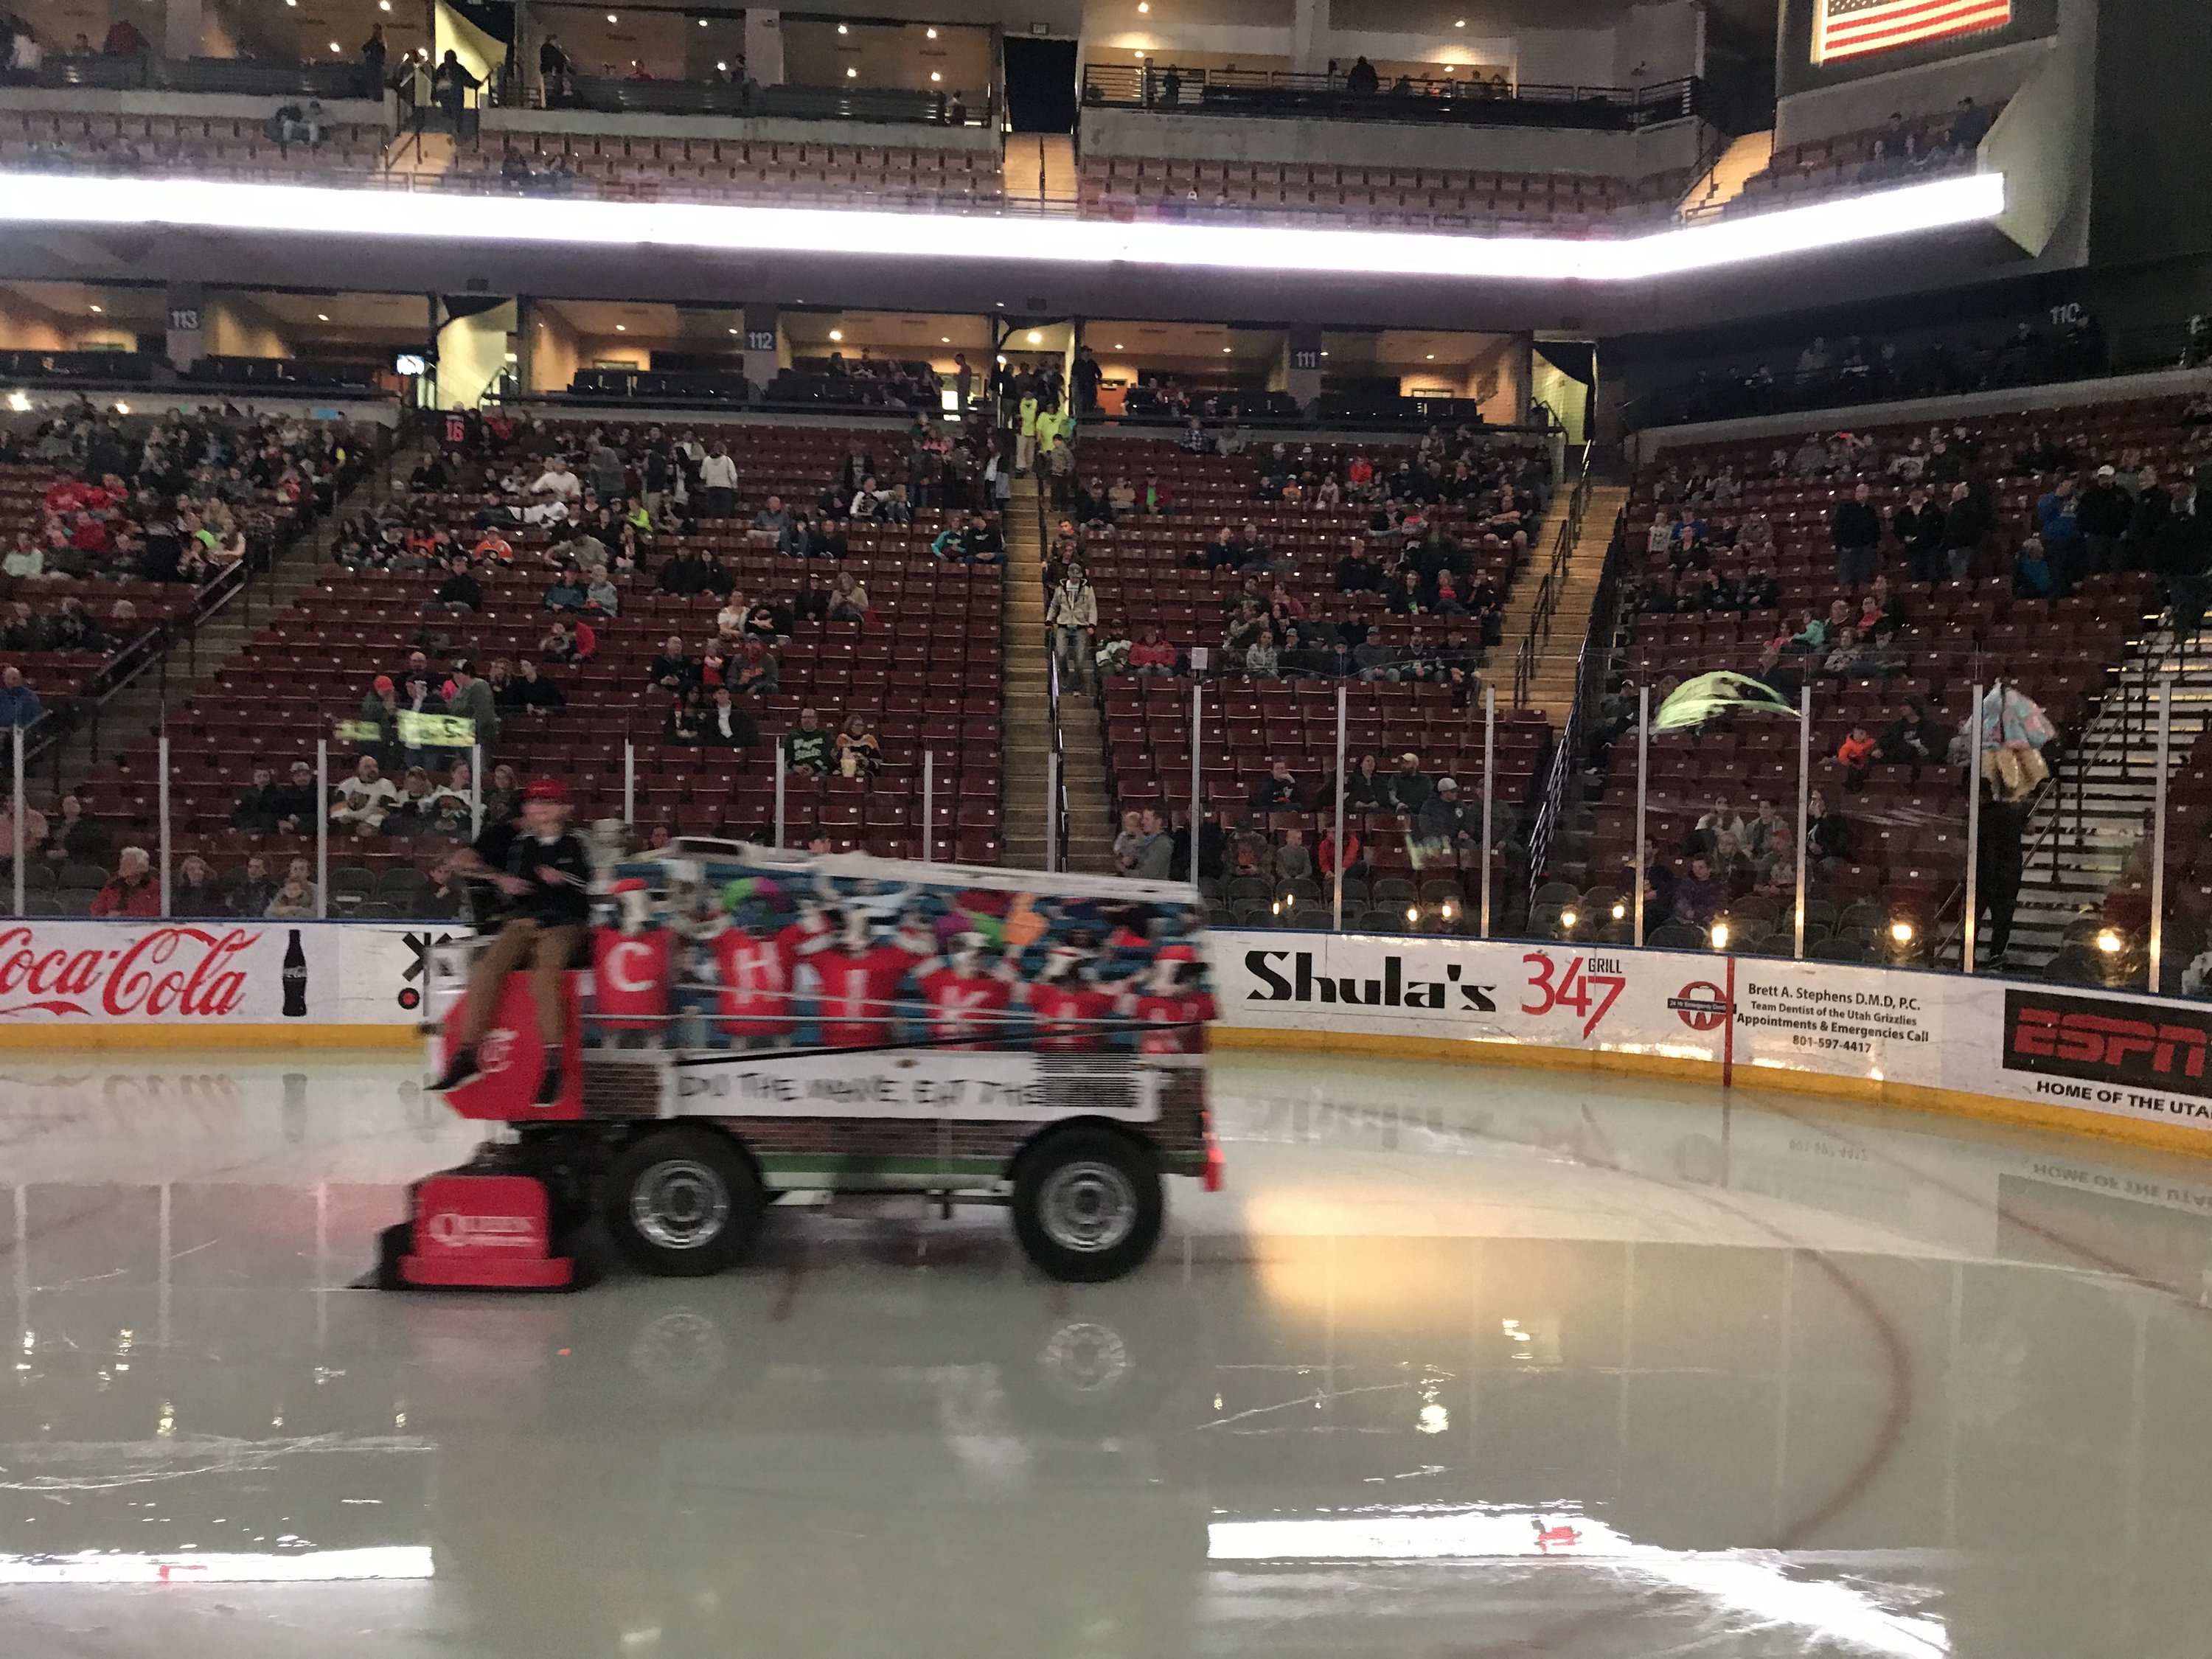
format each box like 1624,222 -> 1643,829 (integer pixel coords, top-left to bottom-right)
2003,990 -> 2212,1099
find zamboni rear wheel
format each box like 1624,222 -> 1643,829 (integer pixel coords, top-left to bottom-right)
1011,1127 -> 1164,1284
602,1126 -> 765,1277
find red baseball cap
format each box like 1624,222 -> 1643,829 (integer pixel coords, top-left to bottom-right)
524,779 -> 570,803
372,675 -> 394,694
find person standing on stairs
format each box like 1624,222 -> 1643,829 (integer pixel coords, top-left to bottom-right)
1046,568 -> 1098,695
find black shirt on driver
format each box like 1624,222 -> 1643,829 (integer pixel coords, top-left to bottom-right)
480,825 -> 592,927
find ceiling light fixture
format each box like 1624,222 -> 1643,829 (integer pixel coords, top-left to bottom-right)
1025,329 -> 1041,343
698,15 -> 707,23
941,335 -> 950,342
925,26 -> 938,38
846,66 -> 857,76
930,71 -> 940,80
0,173 -> 2008,287
614,323 -> 625,331
837,21 -> 848,31
716,60 -> 726,70
329,41 -> 341,52
606,12 -> 616,21
87,304 -> 101,313
828,327 -> 843,340
317,312 -> 330,321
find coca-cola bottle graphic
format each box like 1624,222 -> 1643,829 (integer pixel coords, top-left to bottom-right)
282,930 -> 308,1018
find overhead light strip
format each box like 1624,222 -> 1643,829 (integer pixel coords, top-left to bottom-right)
0,171 -> 2005,284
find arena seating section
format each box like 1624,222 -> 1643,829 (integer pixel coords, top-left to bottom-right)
0,107 -> 391,181
447,133 -> 1005,206
1,462 -> 226,702
1725,108 -> 1992,219
1564,395 -> 2186,953
1078,155 -> 1692,233
71,421 -> 1003,913
1079,434 -> 1552,917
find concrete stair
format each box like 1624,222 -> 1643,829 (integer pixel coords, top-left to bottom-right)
999,478 -> 1053,869
1500,483 -> 1628,726
2000,624 -> 2212,968
1681,130 -> 1774,222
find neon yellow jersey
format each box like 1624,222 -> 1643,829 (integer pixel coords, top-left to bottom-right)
1018,397 -> 1039,437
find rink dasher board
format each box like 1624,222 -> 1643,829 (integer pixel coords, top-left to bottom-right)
0,919 -> 432,1032
1210,931 -> 2212,1151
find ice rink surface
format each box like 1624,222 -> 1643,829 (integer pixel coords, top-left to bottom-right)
5,1048 -> 2212,1658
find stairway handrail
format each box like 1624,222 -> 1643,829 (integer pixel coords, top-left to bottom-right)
1511,442 -> 1597,710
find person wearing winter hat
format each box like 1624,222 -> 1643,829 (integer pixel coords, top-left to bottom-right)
434,778 -> 591,1105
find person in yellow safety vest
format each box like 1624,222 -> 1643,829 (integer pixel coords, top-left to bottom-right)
1015,392 -> 1040,471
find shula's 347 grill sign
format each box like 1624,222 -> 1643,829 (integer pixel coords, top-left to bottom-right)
1242,947 -> 1498,1012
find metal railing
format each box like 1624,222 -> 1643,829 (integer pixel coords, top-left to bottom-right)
1510,442 -> 1596,709
1081,64 -> 1703,131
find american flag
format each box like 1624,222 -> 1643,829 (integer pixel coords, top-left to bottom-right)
1812,0 -> 2012,63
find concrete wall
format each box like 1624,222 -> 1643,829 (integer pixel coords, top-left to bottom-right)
1773,35 -> 2054,150
436,299 -> 517,409
480,105 -> 999,154
0,84 -> 393,126
1986,3 -> 2093,262
0,287 -> 136,352
204,293 -> 289,359
1078,102 -> 1703,176
1627,363 -> 2212,465
523,299 -> 582,395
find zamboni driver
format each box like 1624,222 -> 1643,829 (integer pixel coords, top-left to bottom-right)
433,778 -> 593,1103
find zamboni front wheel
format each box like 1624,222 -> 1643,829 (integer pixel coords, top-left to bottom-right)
602,1126 -> 764,1277
1012,1127 -> 1164,1284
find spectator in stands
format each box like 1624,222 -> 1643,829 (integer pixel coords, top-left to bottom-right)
1878,696 -> 1948,771
782,707 -> 832,777
663,689 -> 705,747
1830,481 -> 1881,587
36,787 -> 105,869
1113,810 -> 1150,877
230,765 -> 289,834
1332,754 -> 1391,814
424,552 -> 481,617
1243,627 -> 1280,678
1671,855 -> 1725,931
1128,626 -> 1178,678
698,442 -> 739,519
89,845 -> 160,917
268,866 -> 317,918
1388,752 -> 1432,815
0,664 -> 42,733
1893,485 -> 1944,584
1939,479 -> 1987,580
835,714 -> 881,778
1346,55 -> 1379,94
647,634 -> 696,698
482,762 -> 521,826
2079,465 -> 2132,575
825,571 -> 869,624
223,852 -> 276,918
432,49 -> 481,134
511,658 -> 567,716
359,22 -> 388,96
1318,811 -> 1365,883
1046,568 -> 1098,694
2014,534 -> 2056,598
701,686 -> 754,751
753,495 -> 791,536
444,660 -> 498,753
1804,788 -> 1851,866
1250,759 -> 1300,813
583,566 -> 620,616
1836,722 -> 1877,784
1413,777 -> 1477,869
330,755 -> 400,839
731,636 -> 779,698
417,858 -> 466,920
529,456 -> 582,504
2037,474 -> 2084,593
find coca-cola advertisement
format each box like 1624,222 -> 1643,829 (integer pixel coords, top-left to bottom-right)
0,923 -> 425,1028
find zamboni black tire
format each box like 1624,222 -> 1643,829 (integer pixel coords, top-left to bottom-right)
602,1126 -> 764,1278
1010,1127 -> 1164,1284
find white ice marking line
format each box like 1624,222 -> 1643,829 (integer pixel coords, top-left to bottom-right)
0,1545 -> 434,1583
